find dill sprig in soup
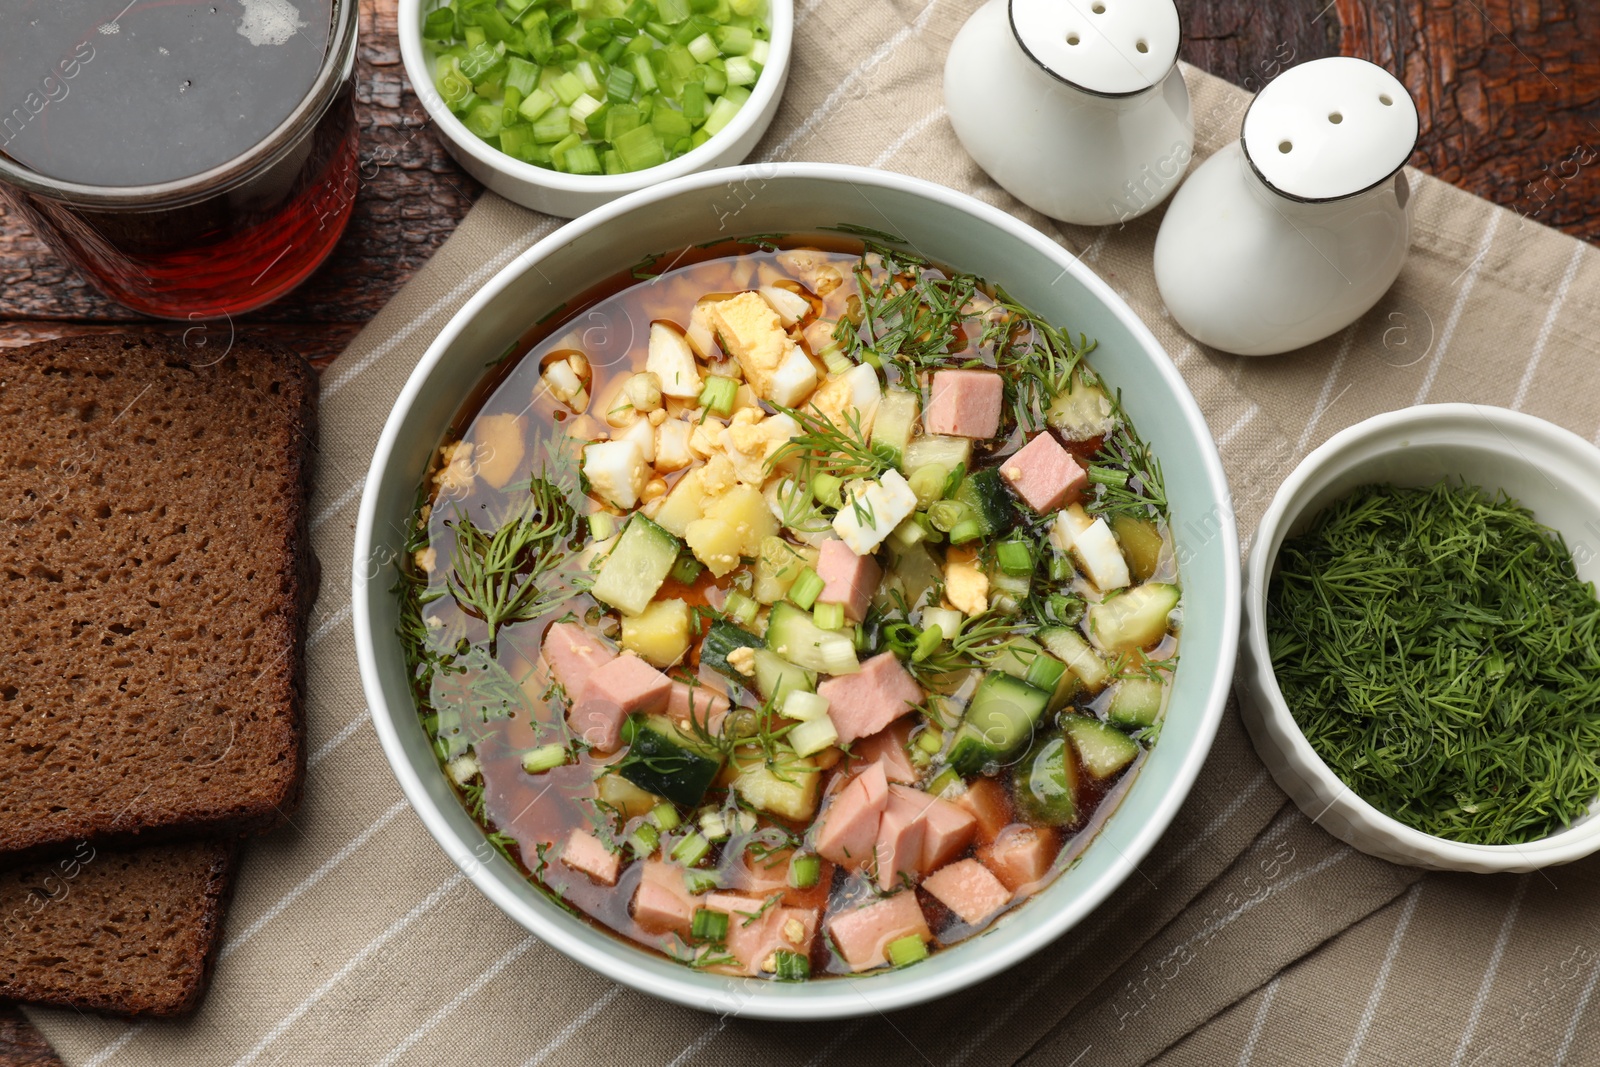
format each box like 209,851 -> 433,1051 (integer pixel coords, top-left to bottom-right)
395,234 -> 1181,979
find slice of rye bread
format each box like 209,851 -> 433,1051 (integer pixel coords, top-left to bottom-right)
0,335 -> 318,860
0,839 -> 237,1017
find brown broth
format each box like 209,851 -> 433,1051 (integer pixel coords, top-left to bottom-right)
408,235 -> 1179,978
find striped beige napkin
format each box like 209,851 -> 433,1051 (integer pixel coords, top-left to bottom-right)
23,1 -> 1600,1064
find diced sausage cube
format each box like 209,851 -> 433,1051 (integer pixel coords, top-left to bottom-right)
888,785 -> 978,872
813,762 -> 889,868
978,824 -> 1059,894
873,788 -> 929,890
1000,432 -> 1089,514
633,860 -> 697,934
827,892 -> 931,971
730,846 -> 795,896
816,538 -> 882,623
542,622 -> 617,697
568,653 -> 672,753
922,858 -> 1012,925
816,652 -> 924,746
561,828 -> 621,886
703,892 -> 819,975
952,777 -> 1011,844
925,370 -> 1003,439
667,680 -> 730,735
845,719 -> 916,784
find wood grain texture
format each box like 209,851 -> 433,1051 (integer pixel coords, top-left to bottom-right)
1337,0 -> 1600,239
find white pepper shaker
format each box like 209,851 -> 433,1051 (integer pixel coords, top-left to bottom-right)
944,0 -> 1194,226
1153,57 -> 1420,356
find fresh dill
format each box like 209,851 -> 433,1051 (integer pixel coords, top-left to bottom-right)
445,475 -> 588,644
769,403 -> 895,483
1268,482 -> 1600,845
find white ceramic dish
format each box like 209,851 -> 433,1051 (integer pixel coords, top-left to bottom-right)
352,164 -> 1240,1018
1239,404 -> 1600,873
396,0 -> 792,217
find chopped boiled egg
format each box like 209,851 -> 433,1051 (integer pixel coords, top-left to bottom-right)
706,291 -> 818,408
721,408 -> 800,485
647,322 -> 703,399
1050,504 -> 1131,590
832,469 -> 917,556
808,364 -> 882,437
759,285 -> 811,327
618,414 -> 655,464
943,545 -> 990,616
654,419 -> 694,472
583,438 -> 649,510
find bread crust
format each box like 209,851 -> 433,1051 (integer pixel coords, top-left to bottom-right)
0,336 -> 318,859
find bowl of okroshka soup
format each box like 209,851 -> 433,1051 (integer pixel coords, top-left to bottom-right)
354,164 -> 1239,1017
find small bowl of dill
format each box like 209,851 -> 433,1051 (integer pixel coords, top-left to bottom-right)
1239,404 -> 1600,873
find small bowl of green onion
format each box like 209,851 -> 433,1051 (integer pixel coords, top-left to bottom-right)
400,0 -> 792,218
1240,404 -> 1600,873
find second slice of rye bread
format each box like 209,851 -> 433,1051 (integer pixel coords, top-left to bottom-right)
0,336 -> 318,859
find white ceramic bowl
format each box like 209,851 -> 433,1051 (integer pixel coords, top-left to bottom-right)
1239,404 -> 1600,873
353,164 -> 1240,1017
397,0 -> 792,218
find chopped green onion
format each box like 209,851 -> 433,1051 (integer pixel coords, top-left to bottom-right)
788,853 -> 821,889
687,32 -> 719,62
782,690 -> 830,722
422,7 -> 457,39
699,809 -> 729,840
927,499 -> 972,533
684,868 -> 721,893
916,727 -> 943,754
927,767 -> 963,798
911,625 -> 944,662
724,589 -> 759,626
996,538 -> 1033,577
1088,465 -> 1129,488
463,100 -> 505,139
772,949 -> 811,981
629,820 -> 660,857
691,907 -> 729,942
907,464 -> 950,506
671,831 -> 711,866
813,601 -> 846,631
649,803 -> 681,832
657,0 -> 692,22
715,24 -> 754,54
788,567 -> 824,610
949,518 -> 983,545
531,105 -> 572,142
887,934 -> 929,967
521,743 -> 569,773
697,373 -> 738,415
1048,550 -> 1072,582
819,345 -> 852,376
724,55 -> 759,85
552,70 -> 586,105
701,94 -> 740,135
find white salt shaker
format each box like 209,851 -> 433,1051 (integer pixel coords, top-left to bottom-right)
944,0 -> 1194,226
1153,57 -> 1419,356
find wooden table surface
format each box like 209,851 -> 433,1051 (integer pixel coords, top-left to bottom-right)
1,0 -> 1595,1061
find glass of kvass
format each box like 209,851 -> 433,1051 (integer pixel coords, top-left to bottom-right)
0,0 -> 360,319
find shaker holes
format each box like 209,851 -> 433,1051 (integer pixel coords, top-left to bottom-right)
1380,93 -> 1394,106
1136,39 -> 1149,53
1279,140 -> 1293,153
1091,2 -> 1105,12
1329,111 -> 1343,124
1066,32 -> 1080,44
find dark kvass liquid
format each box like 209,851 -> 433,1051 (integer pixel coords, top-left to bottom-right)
0,0 -> 333,186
